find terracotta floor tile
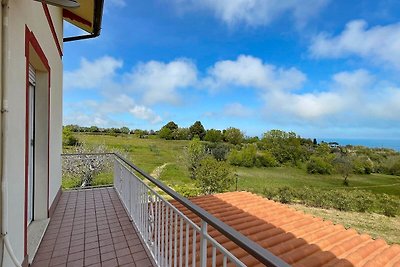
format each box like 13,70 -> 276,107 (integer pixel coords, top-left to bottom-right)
100,251 -> 116,262
32,188 -> 154,267
84,254 -> 101,266
101,258 -> 118,267
66,259 -> 84,267
68,251 -> 84,262
117,254 -> 134,265
31,259 -> 50,267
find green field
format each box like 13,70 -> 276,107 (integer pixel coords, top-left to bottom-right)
64,133 -> 400,244
236,166 -> 400,196
71,133 -> 400,197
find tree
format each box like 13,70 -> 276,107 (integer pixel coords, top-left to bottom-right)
306,156 -> 334,174
89,125 -> 99,132
189,121 -> 206,140
164,121 -> 178,131
62,127 -> 79,147
204,129 -> 223,143
195,156 -> 233,194
120,126 -> 130,134
171,127 -> 191,140
261,130 -> 307,165
158,127 -> 173,140
62,144 -> 112,187
185,139 -> 207,179
223,127 -> 244,145
333,155 -> 353,186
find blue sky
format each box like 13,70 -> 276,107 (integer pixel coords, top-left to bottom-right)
63,0 -> 400,139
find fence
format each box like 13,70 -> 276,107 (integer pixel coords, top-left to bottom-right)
62,153 -> 290,267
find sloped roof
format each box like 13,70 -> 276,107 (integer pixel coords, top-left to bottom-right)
63,0 -> 104,35
171,191 -> 400,267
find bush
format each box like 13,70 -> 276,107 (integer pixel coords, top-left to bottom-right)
227,145 -> 257,167
352,155 -> 374,174
255,151 -> 278,167
195,156 -> 233,194
306,156 -> 333,174
62,128 -> 79,147
206,143 -> 231,161
173,184 -> 201,197
262,186 -> 400,217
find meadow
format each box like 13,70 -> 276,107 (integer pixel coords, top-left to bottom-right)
65,133 -> 400,244
73,133 -> 400,196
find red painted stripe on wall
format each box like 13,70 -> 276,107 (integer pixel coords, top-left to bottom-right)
42,3 -> 63,57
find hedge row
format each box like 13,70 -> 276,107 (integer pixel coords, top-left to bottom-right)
263,186 -> 399,217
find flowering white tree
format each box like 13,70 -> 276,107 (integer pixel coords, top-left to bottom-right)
62,144 -> 112,187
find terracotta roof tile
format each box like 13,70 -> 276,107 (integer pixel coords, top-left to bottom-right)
170,191 -> 400,267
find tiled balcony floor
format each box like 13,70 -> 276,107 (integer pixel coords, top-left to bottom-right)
32,188 -> 154,267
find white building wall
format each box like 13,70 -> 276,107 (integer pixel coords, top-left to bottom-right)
2,0 -> 63,265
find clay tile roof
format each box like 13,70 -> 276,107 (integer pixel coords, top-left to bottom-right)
171,191 -> 400,267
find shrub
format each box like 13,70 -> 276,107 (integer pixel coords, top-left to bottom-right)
227,149 -> 242,166
173,184 -> 201,197
262,186 -> 400,217
256,151 -> 278,167
195,156 -> 233,194
227,145 -> 257,167
206,143 -> 231,161
306,156 -> 333,174
62,128 -> 79,147
352,155 -> 374,174
185,140 -> 206,179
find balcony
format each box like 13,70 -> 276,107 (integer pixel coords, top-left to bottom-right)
31,153 -> 288,267
31,153 -> 400,267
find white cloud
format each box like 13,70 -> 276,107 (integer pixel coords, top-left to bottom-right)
64,94 -> 162,126
64,56 -> 123,90
366,87 -> 400,120
128,59 -> 198,105
263,69 -> 400,124
205,55 -> 306,91
129,106 -> 162,124
223,103 -> 254,117
172,0 -> 329,27
263,69 -> 373,121
310,20 -> 400,68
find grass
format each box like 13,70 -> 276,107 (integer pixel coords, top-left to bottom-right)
69,133 -> 400,198
290,204 -> 400,244
76,133 -> 190,174
63,133 -> 400,243
235,166 -> 400,196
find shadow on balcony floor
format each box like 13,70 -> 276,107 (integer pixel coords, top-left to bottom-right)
31,188 -> 155,267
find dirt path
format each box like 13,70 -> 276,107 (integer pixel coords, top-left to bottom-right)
146,163 -> 171,199
150,163 -> 170,179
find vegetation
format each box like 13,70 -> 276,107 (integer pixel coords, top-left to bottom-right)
291,204 -> 400,244
62,125 -> 400,218
195,156 -> 233,194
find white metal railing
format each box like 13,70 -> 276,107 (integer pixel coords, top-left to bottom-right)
62,153 -> 290,267
114,157 -> 246,267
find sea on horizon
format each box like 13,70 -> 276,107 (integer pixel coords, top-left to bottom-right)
320,138 -> 400,152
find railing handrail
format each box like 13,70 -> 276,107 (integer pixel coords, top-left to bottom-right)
62,152 -> 290,267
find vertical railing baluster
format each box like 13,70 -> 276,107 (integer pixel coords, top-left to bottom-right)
212,247 -> 216,267
169,210 -> 173,267
157,197 -> 162,265
161,202 -> 165,267
185,223 -> 189,267
174,213 -> 178,267
192,227 -> 197,267
223,256 -> 227,267
179,218 -> 183,267
199,220 -> 208,267
165,206 -> 170,266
